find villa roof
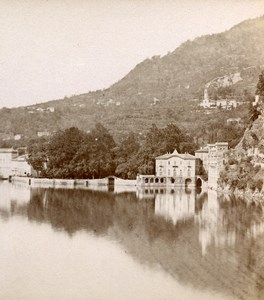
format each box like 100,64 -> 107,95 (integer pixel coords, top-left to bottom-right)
156,149 -> 196,160
12,154 -> 28,162
195,149 -> 209,153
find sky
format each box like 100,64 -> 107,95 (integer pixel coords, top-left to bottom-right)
0,0 -> 264,108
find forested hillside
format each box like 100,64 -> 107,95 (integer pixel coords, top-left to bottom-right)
1,16 -> 264,146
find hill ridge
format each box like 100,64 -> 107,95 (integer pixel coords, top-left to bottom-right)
1,15 -> 264,145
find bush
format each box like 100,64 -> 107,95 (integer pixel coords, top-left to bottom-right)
248,179 -> 263,192
255,179 -> 263,192
228,158 -> 238,165
237,177 -> 249,190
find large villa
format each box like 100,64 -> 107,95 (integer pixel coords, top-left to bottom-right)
137,142 -> 228,189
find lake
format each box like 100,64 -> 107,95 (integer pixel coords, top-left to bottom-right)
0,181 -> 264,300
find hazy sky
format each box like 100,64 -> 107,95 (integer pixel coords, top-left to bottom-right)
1,0 -> 264,108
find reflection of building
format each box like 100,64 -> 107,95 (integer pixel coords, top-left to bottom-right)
0,182 -> 13,211
195,189 -> 235,255
136,187 -> 156,200
0,181 -> 30,212
155,189 -> 195,225
137,149 -> 198,188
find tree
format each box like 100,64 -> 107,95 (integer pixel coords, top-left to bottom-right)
248,70 -> 264,125
87,123 -> 117,178
132,123 -> 196,176
46,127 -> 86,177
27,137 -> 49,176
27,125 -> 117,179
114,132 -> 140,179
256,70 -> 264,97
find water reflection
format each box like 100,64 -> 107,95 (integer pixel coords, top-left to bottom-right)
155,188 -> 195,225
0,182 -> 30,218
1,182 -> 264,299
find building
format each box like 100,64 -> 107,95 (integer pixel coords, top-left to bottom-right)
155,149 -> 197,178
195,147 -> 209,173
200,88 -> 238,110
0,148 -> 18,179
226,118 -> 241,125
0,149 -> 35,179
252,95 -> 260,106
37,131 -> 50,137
195,142 -> 229,189
14,134 -> 22,140
137,149 -> 199,187
207,142 -> 228,188
11,154 -> 33,177
46,107 -> 55,112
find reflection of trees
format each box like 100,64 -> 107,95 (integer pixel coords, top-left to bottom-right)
28,189 -> 46,223
28,188 -> 116,235
25,188 -> 264,299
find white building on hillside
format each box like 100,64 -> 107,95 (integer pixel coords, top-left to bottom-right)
200,88 -> 238,110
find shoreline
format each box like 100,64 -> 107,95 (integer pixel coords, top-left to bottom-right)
10,176 -> 137,189
216,184 -> 264,206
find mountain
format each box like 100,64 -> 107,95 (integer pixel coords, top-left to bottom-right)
1,16 -> 264,144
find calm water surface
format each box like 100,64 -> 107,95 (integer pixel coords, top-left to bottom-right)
0,181 -> 264,300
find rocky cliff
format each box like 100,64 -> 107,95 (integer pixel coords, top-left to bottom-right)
219,100 -> 264,202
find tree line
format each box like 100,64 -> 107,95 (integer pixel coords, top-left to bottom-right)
27,123 -> 196,179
